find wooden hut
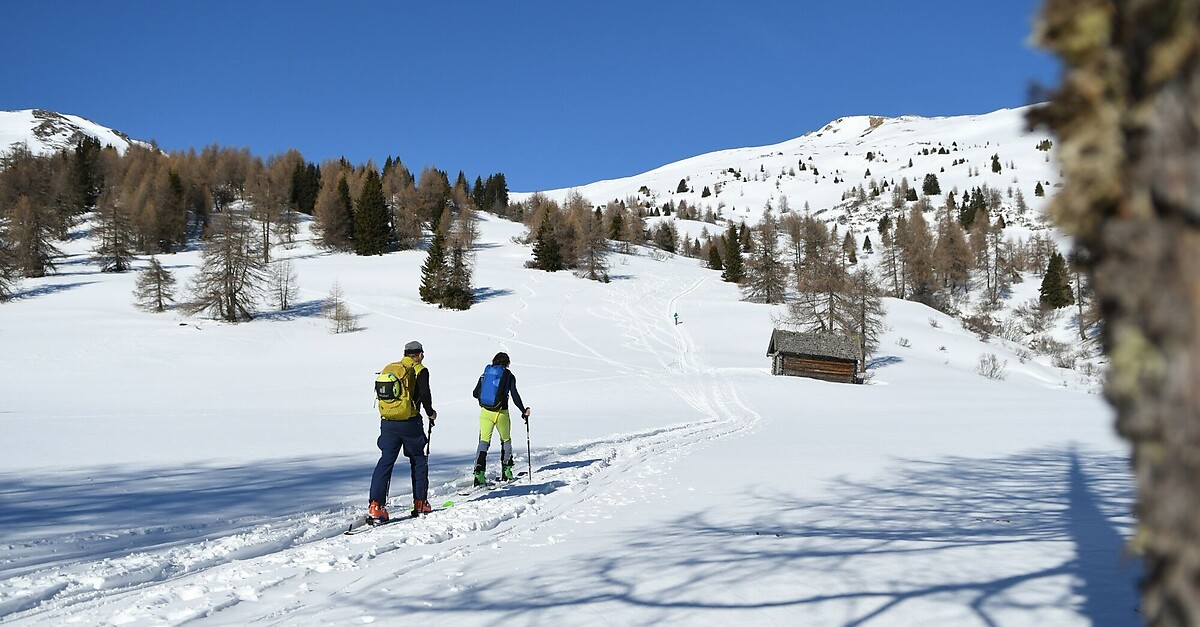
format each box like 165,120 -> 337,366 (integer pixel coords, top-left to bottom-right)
767,329 -> 862,384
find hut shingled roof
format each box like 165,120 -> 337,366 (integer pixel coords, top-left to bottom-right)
767,329 -> 860,362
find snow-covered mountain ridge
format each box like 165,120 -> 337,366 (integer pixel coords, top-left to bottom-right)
0,109 -> 146,156
512,105 -> 1061,236
1,105 -> 1059,240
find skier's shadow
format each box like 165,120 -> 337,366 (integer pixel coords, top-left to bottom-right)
538,459 -> 602,472
474,479 -> 568,500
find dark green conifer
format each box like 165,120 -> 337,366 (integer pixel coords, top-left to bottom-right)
708,243 -> 724,270
442,243 -> 473,310
722,223 -> 745,283
354,169 -> 391,255
531,222 -> 564,271
1039,252 -> 1074,309
922,173 -> 941,196
419,227 -> 447,303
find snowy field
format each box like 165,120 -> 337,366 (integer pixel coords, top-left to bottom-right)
0,212 -> 1138,625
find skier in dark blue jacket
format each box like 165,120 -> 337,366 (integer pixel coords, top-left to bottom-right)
471,352 -> 530,485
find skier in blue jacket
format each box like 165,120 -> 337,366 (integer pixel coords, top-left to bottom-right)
471,352 -> 530,485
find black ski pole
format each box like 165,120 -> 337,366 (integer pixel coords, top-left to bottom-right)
425,418 -> 434,456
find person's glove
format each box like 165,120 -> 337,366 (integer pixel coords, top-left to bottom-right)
522,408 -> 531,423
428,410 -> 437,426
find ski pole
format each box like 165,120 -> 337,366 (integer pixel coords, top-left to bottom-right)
524,412 -> 533,480
425,418 -> 434,456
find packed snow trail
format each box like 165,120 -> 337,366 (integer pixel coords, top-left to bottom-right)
1,271 -> 760,625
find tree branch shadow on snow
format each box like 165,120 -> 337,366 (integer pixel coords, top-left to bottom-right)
472,287 -> 514,303
254,299 -> 325,321
352,446 -> 1141,626
9,281 -> 98,301
0,451 -> 479,580
867,355 -> 903,369
0,456 -> 365,577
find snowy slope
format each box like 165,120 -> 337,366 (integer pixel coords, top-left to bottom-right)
512,106 -> 1060,237
0,209 -> 1137,625
0,109 -> 146,156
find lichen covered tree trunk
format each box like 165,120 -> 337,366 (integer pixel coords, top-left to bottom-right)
1031,0 -> 1200,623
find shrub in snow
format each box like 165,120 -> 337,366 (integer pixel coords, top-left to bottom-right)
975,353 -> 1009,380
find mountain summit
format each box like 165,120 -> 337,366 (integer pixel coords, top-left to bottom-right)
0,108 -> 145,156
512,105 -> 1060,232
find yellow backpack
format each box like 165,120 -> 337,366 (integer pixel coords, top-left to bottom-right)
375,358 -> 418,419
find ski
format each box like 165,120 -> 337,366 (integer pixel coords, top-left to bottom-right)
457,483 -> 496,497
344,502 -> 454,535
455,471 -> 527,496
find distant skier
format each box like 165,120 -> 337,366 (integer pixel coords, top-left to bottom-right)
368,340 -> 438,522
674,312 -> 680,325
472,351 -> 531,485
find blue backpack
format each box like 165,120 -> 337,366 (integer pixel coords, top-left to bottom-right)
478,364 -> 507,411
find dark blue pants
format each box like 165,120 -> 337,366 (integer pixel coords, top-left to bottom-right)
369,417 -> 428,503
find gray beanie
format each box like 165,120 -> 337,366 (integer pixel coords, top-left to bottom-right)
404,340 -> 424,353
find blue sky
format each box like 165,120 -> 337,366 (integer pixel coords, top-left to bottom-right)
2,1 -> 1057,192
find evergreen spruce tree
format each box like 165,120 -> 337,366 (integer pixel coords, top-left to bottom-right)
707,242 -> 724,270
472,172 -> 509,214
531,222 -> 565,271
653,221 -> 677,253
71,136 -> 103,211
991,153 -> 1002,173
922,173 -> 942,196
609,211 -> 624,240
132,256 -> 177,312
419,227 -> 448,304
336,176 -> 356,242
721,223 -> 745,283
354,169 -> 391,255
442,243 -> 473,309
290,161 -> 321,215
1038,252 -> 1074,309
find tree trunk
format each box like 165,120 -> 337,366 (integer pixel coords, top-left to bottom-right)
1032,0 -> 1200,623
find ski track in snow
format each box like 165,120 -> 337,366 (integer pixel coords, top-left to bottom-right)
2,273 -> 760,625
